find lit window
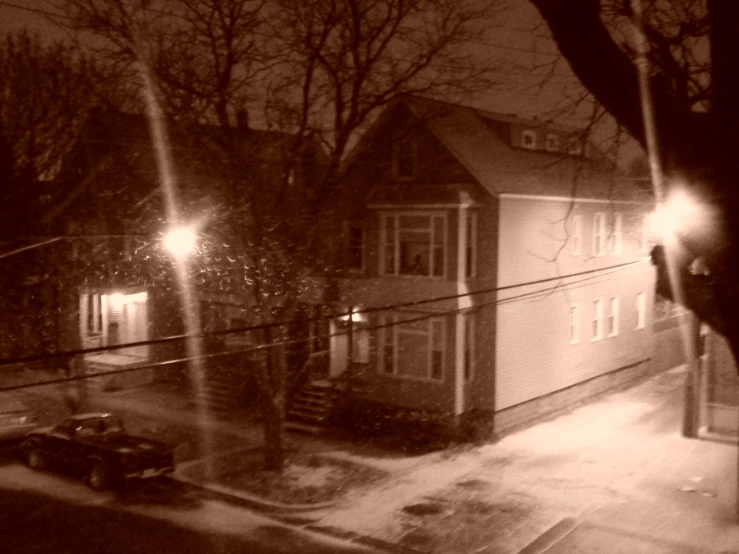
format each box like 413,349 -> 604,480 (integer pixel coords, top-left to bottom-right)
522,129 -> 537,149
610,213 -> 623,254
379,314 -> 445,381
571,215 -> 582,255
636,292 -> 646,330
344,222 -> 364,271
464,313 -> 476,381
465,212 -> 477,279
546,133 -> 559,151
593,213 -> 606,256
382,213 -> 445,277
393,137 -> 416,180
608,296 -> 620,337
592,299 -> 604,341
569,304 -> 579,344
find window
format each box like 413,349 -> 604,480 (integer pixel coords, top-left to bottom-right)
636,292 -> 646,330
379,314 -> 445,381
571,215 -> 582,255
522,129 -> 537,149
465,212 -> 478,279
592,299 -> 604,341
392,137 -> 416,180
569,304 -> 579,344
351,323 -> 370,364
608,296 -> 620,337
545,133 -> 560,151
463,313 -> 476,381
610,213 -> 623,254
382,213 -> 445,277
344,222 -> 364,271
86,293 -> 103,336
593,213 -> 606,256
568,140 -> 583,156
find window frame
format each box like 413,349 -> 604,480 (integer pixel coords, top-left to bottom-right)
569,304 -> 579,344
343,221 -> 365,272
521,129 -> 537,149
392,136 -> 416,181
593,212 -> 606,256
610,213 -> 623,254
636,292 -> 646,330
571,215 -> 583,256
545,133 -> 560,152
591,299 -> 604,341
607,296 -> 620,337
381,211 -> 447,278
378,313 -> 446,382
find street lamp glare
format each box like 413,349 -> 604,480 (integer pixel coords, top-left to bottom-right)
164,227 -> 197,258
649,190 -> 702,244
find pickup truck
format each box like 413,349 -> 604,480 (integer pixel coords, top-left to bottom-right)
21,412 -> 175,491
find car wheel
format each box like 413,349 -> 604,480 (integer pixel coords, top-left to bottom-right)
87,461 -> 110,492
26,447 -> 45,471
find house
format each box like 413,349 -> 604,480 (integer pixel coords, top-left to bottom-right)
28,107 -> 323,397
290,96 -> 662,439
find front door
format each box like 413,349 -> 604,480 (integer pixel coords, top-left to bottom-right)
329,319 -> 348,378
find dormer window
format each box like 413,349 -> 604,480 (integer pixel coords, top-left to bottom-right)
392,136 -> 416,180
568,140 -> 583,156
545,133 -> 559,152
521,129 -> 537,149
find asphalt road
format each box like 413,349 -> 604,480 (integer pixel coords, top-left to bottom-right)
0,445 -> 380,554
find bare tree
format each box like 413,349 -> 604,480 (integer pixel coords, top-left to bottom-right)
527,0 -> 739,366
56,0 -> 505,469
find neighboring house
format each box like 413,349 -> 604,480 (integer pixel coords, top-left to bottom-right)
40,108 -> 321,393
292,96 -> 659,438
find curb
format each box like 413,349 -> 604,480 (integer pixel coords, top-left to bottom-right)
170,477 -> 428,554
517,517 -> 580,554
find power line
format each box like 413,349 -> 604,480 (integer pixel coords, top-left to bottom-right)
0,258 -> 651,393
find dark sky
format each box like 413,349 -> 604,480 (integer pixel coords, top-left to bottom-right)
0,0 -> 641,163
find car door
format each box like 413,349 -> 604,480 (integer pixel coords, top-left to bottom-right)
44,421 -> 76,469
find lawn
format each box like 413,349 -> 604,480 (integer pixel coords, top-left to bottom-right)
183,448 -> 388,505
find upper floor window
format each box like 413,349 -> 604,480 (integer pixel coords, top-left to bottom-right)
521,129 -> 537,149
593,212 -> 606,256
465,212 -> 478,279
343,222 -> 364,271
568,140 -> 583,156
382,212 -> 446,277
392,137 -> 416,180
571,215 -> 583,255
545,133 -> 560,152
610,213 -> 623,254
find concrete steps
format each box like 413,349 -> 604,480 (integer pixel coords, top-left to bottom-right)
285,380 -> 338,435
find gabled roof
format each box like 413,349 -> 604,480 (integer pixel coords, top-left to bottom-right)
353,95 -> 650,203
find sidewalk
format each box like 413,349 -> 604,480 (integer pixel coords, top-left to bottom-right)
10,365 -> 739,553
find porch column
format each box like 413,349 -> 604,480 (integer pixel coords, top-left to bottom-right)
454,205 -> 471,417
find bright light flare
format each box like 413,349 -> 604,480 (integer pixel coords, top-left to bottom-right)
163,227 -> 197,258
648,190 -> 703,244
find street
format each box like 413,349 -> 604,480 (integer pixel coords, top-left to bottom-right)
0,445 -> 380,553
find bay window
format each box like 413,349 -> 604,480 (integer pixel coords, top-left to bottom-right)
382,212 -> 446,277
379,313 -> 446,381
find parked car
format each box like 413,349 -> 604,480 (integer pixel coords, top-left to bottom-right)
0,392 -> 38,442
20,412 -> 175,491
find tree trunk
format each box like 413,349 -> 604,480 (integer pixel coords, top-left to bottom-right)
259,325 -> 286,471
